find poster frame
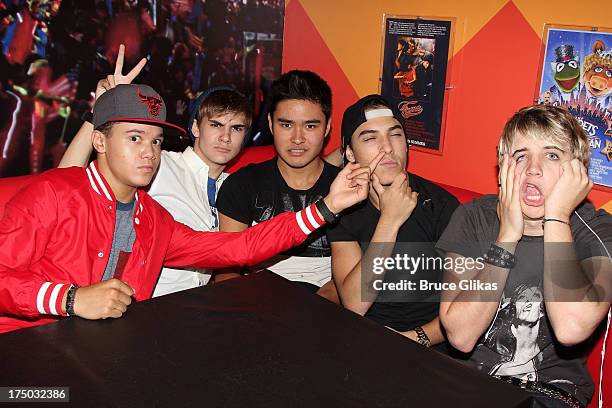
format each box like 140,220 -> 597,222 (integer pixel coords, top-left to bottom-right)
535,23 -> 612,192
378,14 -> 456,156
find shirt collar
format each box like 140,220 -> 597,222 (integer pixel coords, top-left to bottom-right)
182,146 -> 228,186
182,147 -> 209,174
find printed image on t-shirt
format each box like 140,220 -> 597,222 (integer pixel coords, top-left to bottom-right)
435,195 -> 612,405
253,190 -> 330,257
217,159 -> 340,258
483,281 -> 550,381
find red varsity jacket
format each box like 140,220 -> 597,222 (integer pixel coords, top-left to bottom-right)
0,161 -> 326,333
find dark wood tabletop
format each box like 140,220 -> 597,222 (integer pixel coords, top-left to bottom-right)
0,271 -> 532,408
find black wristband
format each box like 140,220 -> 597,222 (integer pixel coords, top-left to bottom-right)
483,243 -> 516,269
542,218 -> 570,226
315,198 -> 339,224
414,326 -> 431,347
81,111 -> 93,124
66,284 -> 79,316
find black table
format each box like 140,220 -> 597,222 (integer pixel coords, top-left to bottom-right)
0,271 -> 533,407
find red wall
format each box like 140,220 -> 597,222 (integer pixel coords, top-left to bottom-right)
282,0 -> 611,210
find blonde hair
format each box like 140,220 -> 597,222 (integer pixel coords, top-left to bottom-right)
497,105 -> 590,167
582,50 -> 612,74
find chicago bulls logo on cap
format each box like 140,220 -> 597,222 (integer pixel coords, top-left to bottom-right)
138,88 -> 163,117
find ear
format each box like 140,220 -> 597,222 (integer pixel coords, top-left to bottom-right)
324,117 -> 332,138
267,112 -> 273,134
191,120 -> 200,139
92,130 -> 107,154
345,145 -> 356,163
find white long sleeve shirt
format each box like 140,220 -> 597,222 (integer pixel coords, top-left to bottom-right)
149,147 -> 228,297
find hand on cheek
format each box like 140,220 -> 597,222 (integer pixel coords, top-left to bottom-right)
496,154 -> 524,243
544,159 -> 593,220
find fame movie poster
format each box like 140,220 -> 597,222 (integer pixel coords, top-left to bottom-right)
537,25 -> 612,190
380,16 -> 454,154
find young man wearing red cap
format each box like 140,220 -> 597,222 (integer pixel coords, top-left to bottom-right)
0,83 -> 373,334
327,94 -> 459,350
59,46 -> 252,297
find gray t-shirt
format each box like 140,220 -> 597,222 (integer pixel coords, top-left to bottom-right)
102,200 -> 136,281
436,194 -> 612,405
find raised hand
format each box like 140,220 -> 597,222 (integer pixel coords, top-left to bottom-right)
72,279 -> 135,320
373,171 -> 418,229
545,158 -> 593,221
95,44 -> 147,101
496,154 -> 523,243
324,152 -> 385,214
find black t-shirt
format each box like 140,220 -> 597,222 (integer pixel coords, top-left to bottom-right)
327,172 -> 460,332
217,158 -> 340,257
436,194 -> 612,405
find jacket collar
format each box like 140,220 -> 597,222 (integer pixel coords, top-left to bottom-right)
86,160 -> 114,202
85,161 -> 145,217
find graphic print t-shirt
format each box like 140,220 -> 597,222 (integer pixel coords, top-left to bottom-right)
216,158 -> 340,285
436,194 -> 612,405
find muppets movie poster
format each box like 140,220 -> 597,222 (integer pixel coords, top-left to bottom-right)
537,26 -> 612,189
380,16 -> 454,154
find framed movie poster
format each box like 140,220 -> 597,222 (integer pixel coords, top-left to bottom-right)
536,24 -> 612,190
379,15 -> 455,154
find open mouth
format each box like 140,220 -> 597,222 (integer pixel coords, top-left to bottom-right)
522,182 -> 544,206
557,77 -> 578,91
588,85 -> 605,95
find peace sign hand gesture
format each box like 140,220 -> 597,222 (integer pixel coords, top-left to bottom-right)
94,44 -> 148,101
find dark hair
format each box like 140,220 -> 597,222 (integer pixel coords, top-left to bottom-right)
269,70 -> 332,122
95,122 -> 114,135
196,89 -> 252,127
363,96 -> 392,114
344,96 -> 395,150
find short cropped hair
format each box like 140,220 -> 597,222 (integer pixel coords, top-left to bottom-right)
363,97 -> 391,114
497,104 -> 590,167
196,89 -> 252,127
269,70 -> 332,122
346,96 -> 394,149
95,121 -> 114,135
